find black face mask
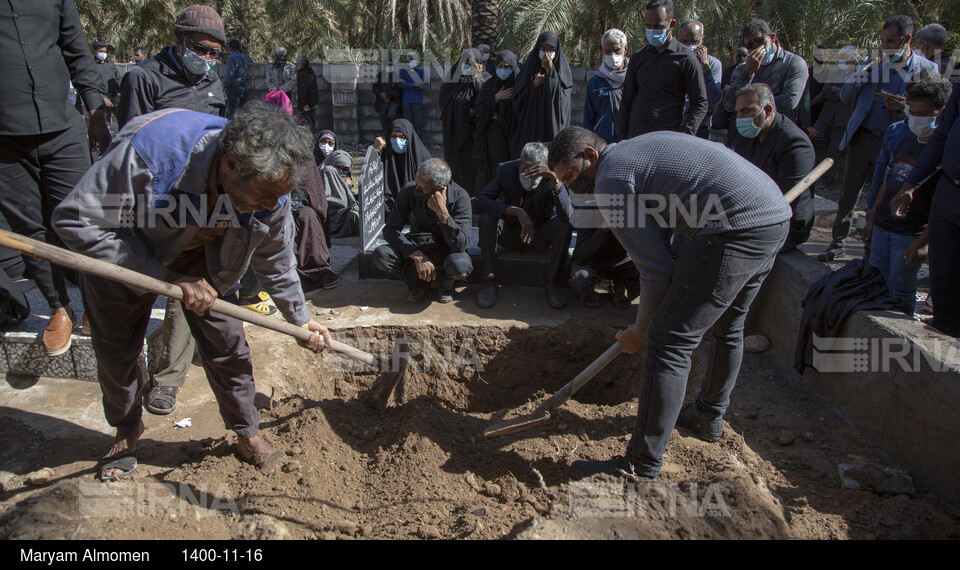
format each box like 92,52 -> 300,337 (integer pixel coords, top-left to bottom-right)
414,189 -> 432,202
565,160 -> 596,196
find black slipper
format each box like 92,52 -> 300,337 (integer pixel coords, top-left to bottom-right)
98,442 -> 140,482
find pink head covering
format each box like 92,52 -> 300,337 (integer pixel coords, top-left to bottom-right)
264,90 -> 292,115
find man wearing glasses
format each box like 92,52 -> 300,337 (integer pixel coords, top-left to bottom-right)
115,5 -> 227,417
117,4 -> 226,127
721,19 -> 807,124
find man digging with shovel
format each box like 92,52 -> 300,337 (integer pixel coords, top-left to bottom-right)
547,127 -> 791,480
52,104 -> 332,480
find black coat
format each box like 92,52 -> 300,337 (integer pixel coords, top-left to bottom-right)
473,159 -> 557,227
297,66 -> 320,109
373,70 -> 402,114
510,32 -> 573,157
732,113 -> 816,250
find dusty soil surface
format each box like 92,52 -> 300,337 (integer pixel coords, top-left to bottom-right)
2,318 -> 958,540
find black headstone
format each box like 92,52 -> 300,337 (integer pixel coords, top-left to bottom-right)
358,145 -> 385,252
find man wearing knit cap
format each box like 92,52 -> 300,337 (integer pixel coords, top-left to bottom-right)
117,4 -> 226,126
116,4 -> 229,418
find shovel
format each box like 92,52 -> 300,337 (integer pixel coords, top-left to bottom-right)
484,158 -> 835,438
0,229 -> 409,404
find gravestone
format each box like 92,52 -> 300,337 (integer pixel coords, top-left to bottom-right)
357,145 -> 390,278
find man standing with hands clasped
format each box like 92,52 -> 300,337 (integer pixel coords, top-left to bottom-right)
547,126 -> 791,481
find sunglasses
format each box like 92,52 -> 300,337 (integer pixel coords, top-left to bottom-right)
745,35 -> 767,50
185,35 -> 224,59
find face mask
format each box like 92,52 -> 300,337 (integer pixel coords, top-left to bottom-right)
603,54 -> 624,69
837,61 -> 848,71
182,45 -> 216,75
391,137 -> 407,154
565,162 -> 596,196
906,110 -> 937,139
519,172 -> 542,192
885,40 -> 907,64
461,63 -> 476,76
813,57 -> 824,65
386,65 -> 394,73
762,44 -> 776,66
96,52 -> 108,62
539,50 -> 556,61
736,109 -> 766,138
319,143 -> 334,156
681,42 -> 697,51
408,60 -> 418,68
646,28 -> 669,47
496,68 -> 512,81
482,52 -> 490,62
414,189 -> 433,202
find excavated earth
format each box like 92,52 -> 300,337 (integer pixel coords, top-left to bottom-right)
2,266 -> 959,540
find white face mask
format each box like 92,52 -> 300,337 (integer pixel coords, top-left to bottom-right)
319,143 -> 334,156
96,52 -> 108,62
539,50 -> 556,61
519,172 -> 542,192
603,53 -> 624,69
408,60 -> 418,68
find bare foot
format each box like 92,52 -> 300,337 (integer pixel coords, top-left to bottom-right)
100,420 -> 144,479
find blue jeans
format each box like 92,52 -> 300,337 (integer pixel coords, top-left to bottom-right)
868,225 -> 921,315
226,85 -> 247,117
625,222 -> 788,478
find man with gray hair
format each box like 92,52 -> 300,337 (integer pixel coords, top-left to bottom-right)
373,158 -> 473,304
267,46 -> 297,107
732,83 -> 815,250
53,104 -> 332,480
583,28 -> 629,143
474,142 -> 573,309
916,24 -> 957,84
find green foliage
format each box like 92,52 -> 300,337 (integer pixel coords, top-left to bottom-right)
75,0 -> 960,67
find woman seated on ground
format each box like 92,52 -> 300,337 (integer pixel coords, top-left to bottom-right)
374,118 -> 431,215
316,129 -> 338,167
265,90 -> 339,290
320,150 -> 360,239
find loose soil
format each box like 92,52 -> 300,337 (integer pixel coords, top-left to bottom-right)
2,320 -> 958,540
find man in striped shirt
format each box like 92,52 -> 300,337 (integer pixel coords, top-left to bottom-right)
548,127 -> 791,480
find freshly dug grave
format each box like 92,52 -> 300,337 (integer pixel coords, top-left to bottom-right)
2,325 -> 959,540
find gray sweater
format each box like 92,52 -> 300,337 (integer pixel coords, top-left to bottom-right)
594,132 -> 792,332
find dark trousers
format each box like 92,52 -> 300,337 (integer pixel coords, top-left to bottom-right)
625,222 -> 788,478
832,129 -> 884,246
300,109 -> 318,138
80,253 -> 260,438
379,101 -> 400,132
0,117 -> 90,310
569,258 -> 640,292
226,85 -> 248,117
478,213 -> 573,285
928,178 -> 960,337
403,102 -> 424,138
372,243 -> 472,289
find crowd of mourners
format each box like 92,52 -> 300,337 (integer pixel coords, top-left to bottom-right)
2,0 -> 958,482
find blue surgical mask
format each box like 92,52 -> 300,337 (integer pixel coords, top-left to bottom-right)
461,63 -> 476,76
736,109 -> 766,138
496,68 -> 512,81
391,137 -> 407,154
182,45 -> 216,75
906,110 -> 937,139
837,61 -> 848,71
646,28 -> 669,47
762,45 -> 776,66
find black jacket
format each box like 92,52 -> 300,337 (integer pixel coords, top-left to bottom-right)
0,0 -> 104,135
95,59 -> 122,96
297,66 -> 320,109
117,46 -> 225,128
372,71 -> 402,114
473,160 -> 557,227
732,113 -> 816,250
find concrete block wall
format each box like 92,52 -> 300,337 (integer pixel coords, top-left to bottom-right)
748,250 -> 960,503
202,62 -> 597,147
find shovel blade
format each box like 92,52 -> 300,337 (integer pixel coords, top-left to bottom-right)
483,411 -> 552,438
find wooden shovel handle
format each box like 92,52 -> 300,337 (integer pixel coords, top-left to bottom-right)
0,229 -> 381,368
784,158 -> 834,205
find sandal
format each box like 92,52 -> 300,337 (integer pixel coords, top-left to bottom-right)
145,385 -> 178,415
98,442 -> 140,482
579,291 -> 600,309
236,449 -> 284,473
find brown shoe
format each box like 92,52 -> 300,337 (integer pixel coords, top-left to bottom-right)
81,314 -> 91,336
43,308 -> 75,357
